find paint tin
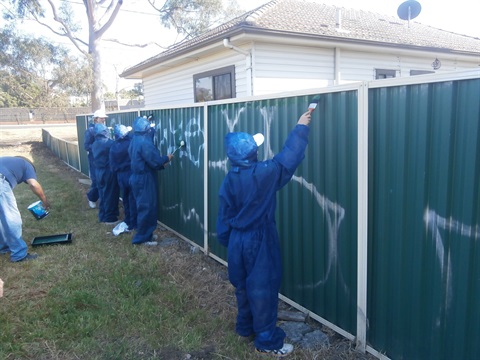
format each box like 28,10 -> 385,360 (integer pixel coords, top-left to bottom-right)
27,200 -> 49,220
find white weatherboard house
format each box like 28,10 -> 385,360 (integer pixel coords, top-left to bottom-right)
120,0 -> 480,108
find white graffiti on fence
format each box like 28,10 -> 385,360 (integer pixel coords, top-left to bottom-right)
158,106 -> 349,295
423,207 -> 479,326
216,105 -> 349,293
157,115 -> 204,168
292,175 -> 348,294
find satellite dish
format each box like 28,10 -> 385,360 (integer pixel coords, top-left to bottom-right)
397,0 -> 422,21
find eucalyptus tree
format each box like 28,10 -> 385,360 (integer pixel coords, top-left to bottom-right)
0,27 -> 91,108
2,0 -> 238,112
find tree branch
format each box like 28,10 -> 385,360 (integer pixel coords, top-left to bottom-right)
95,0 -> 123,39
103,38 -> 168,50
42,0 -> 89,56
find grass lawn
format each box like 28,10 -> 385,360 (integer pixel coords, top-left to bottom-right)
0,132 -> 374,360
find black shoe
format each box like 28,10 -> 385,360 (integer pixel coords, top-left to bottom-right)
14,253 -> 39,262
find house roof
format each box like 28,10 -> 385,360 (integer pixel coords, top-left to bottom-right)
121,0 -> 480,77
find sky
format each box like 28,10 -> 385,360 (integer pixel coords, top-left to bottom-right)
7,0 -> 480,92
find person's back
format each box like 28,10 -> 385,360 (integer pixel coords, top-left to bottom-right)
92,125 -> 114,170
110,125 -> 136,230
217,124 -> 309,243
91,124 -> 119,223
84,110 -> 108,208
128,117 -> 172,245
129,130 -> 164,174
0,156 -> 37,189
110,127 -> 131,173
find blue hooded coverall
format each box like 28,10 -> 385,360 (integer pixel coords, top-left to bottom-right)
216,124 -> 309,351
84,122 -> 99,202
91,124 -> 120,223
109,125 -> 137,230
128,117 -> 170,244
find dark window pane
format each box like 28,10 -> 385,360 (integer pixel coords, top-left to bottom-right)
193,66 -> 235,102
410,70 -> 435,76
214,74 -> 232,100
375,69 -> 396,79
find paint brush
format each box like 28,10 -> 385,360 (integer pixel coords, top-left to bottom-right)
308,95 -> 321,113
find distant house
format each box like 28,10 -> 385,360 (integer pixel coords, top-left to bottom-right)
120,0 -> 480,108
104,99 -> 144,111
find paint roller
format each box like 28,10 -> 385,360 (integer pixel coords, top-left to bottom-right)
172,140 -> 186,155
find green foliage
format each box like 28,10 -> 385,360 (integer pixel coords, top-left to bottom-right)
153,0 -> 223,37
0,27 -> 92,107
4,0 -> 44,20
133,82 -> 144,96
148,0 -> 243,39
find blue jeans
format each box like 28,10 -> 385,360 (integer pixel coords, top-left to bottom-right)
0,178 -> 28,262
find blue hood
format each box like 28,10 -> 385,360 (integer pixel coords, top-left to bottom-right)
133,117 -> 150,133
114,124 -> 129,140
94,123 -> 109,137
225,132 -> 258,167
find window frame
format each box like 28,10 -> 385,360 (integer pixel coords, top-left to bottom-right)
193,66 -> 236,102
375,69 -> 396,79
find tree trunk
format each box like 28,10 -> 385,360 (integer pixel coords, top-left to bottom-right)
90,37 -> 104,112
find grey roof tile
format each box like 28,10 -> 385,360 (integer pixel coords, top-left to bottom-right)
123,0 -> 480,75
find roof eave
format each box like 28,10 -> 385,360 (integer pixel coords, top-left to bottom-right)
120,26 -> 255,78
121,27 -> 480,79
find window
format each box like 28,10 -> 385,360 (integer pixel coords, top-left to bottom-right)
410,70 -> 435,76
375,69 -> 396,79
193,66 -> 235,102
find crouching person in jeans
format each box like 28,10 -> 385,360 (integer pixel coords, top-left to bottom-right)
0,156 -> 50,262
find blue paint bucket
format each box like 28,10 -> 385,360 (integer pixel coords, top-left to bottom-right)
27,200 -> 49,220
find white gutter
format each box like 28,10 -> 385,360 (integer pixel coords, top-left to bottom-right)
223,38 -> 253,96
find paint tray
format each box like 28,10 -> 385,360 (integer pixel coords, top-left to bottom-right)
31,233 -> 72,247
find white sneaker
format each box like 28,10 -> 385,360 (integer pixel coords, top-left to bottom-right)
142,234 -> 158,246
256,343 -> 293,357
142,241 -> 158,246
88,200 -> 96,209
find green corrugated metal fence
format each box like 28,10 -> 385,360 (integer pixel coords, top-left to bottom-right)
53,69 -> 480,360
367,76 -> 480,359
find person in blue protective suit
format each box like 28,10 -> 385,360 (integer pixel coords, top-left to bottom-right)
91,123 -> 120,224
109,124 -> 137,231
0,156 -> 50,262
216,111 -> 312,357
84,109 -> 107,209
128,116 -> 173,245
